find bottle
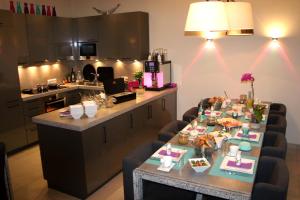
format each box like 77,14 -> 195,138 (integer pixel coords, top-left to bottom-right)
24,3 -> 29,14
157,54 -> 162,64
9,1 -> 15,13
36,4 -> 41,15
147,53 -> 152,61
42,5 -> 46,16
52,6 -> 57,16
71,68 -> 76,83
46,5 -> 51,16
16,2 -> 22,14
76,70 -> 82,83
30,3 -> 35,15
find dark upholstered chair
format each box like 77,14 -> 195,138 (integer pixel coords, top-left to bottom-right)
182,98 -> 211,123
122,141 -> 197,200
158,120 -> 189,142
266,114 -> 287,134
0,143 -> 13,200
269,103 -> 287,117
252,156 -> 289,200
261,131 -> 287,159
182,107 -> 198,123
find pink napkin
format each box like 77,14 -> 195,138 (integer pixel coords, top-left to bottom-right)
158,150 -> 181,158
237,132 -> 257,139
187,127 -> 205,132
227,160 -> 252,169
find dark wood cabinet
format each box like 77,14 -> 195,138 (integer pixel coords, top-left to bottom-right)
22,99 -> 45,144
74,15 -> 100,42
65,90 -> 81,106
52,17 -> 74,60
36,90 -> 177,199
13,14 -> 29,64
0,10 -> 27,152
26,15 -> 54,63
99,12 -> 149,60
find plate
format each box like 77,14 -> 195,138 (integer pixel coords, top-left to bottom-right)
226,110 -> 244,117
205,110 -> 222,117
152,146 -> 187,163
220,156 -> 255,175
217,118 -> 242,128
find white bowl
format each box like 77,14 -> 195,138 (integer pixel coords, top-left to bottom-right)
70,105 -> 84,119
189,158 -> 211,173
71,111 -> 83,119
85,110 -> 97,118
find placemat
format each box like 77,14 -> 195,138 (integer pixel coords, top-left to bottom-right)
229,131 -> 263,147
209,154 -> 258,183
145,145 -> 195,170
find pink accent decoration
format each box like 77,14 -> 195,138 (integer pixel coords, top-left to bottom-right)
241,73 -> 255,82
187,127 -> 206,133
24,3 -> 29,14
227,160 -> 252,169
237,132 -> 257,139
144,73 -> 153,87
128,80 -> 139,88
156,72 -> 164,88
158,150 -> 180,158
42,5 -> 46,15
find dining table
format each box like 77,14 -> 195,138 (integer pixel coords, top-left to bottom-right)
133,100 -> 270,200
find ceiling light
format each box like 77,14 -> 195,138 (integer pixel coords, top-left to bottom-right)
184,1 -> 228,36
225,1 -> 254,35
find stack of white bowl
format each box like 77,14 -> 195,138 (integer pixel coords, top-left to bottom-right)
82,101 -> 97,118
70,105 -> 84,119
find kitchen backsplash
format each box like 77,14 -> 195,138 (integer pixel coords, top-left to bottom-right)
18,60 -> 144,89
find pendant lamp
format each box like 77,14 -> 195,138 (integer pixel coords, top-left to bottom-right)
184,1 -> 228,37
225,1 -> 254,35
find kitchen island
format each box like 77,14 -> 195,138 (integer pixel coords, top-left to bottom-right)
33,88 -> 177,199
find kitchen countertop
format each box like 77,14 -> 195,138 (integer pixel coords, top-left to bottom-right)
21,84 -> 104,101
32,88 -> 177,132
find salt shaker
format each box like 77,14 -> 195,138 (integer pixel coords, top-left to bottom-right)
166,143 -> 172,156
236,151 -> 242,165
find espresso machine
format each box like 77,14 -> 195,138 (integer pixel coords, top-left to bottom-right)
144,61 -> 171,91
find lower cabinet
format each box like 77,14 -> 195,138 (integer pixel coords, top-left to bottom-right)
37,91 -> 177,199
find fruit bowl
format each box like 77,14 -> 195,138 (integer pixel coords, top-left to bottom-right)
189,158 -> 211,173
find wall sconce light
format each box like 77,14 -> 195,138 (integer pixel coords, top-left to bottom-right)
270,38 -> 280,49
205,39 -> 215,49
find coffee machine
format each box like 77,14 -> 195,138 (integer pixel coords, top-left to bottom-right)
144,61 -> 171,91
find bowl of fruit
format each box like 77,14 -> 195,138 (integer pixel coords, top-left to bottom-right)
189,158 -> 211,173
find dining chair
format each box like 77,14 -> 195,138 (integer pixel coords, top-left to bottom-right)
158,120 -> 189,142
269,103 -> 287,117
252,156 -> 289,200
182,98 -> 211,123
0,143 -> 13,200
261,131 -> 287,159
266,114 -> 287,134
122,140 -> 197,200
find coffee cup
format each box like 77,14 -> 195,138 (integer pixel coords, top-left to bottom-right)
161,156 -> 173,168
229,145 -> 239,157
242,123 -> 250,135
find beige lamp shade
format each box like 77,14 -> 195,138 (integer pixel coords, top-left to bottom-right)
225,2 -> 254,35
184,1 -> 228,36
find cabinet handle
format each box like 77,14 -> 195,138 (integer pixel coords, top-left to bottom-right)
103,127 -> 107,144
130,113 -> 133,128
162,98 -> 166,111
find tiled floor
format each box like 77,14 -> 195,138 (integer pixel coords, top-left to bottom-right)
8,144 -> 300,200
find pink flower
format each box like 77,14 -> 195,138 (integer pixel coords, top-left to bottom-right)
241,73 -> 255,82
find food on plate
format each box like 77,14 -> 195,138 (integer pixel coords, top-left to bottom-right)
217,118 -> 242,128
193,135 -> 216,148
191,159 -> 208,167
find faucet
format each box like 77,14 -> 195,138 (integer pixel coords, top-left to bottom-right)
90,73 -> 99,85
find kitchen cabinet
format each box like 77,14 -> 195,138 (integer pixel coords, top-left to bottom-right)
53,17 -> 74,60
26,15 -> 54,63
73,16 -> 100,42
23,99 -> 45,144
99,12 -> 149,60
0,10 -> 27,152
65,90 -> 81,106
13,14 -> 29,64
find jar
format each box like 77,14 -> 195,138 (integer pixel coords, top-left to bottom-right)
178,132 -> 189,145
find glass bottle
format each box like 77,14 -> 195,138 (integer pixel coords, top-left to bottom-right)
9,1 -> 15,13
36,4 -> 41,15
16,2 -> 22,14
46,5 -> 51,16
30,3 -> 35,15
52,6 -> 57,16
42,5 -> 46,16
24,3 -> 29,14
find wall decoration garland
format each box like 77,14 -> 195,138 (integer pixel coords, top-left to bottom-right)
9,1 -> 57,16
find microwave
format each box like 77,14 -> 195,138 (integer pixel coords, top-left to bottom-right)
78,42 -> 98,60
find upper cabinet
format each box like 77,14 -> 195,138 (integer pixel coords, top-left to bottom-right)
26,15 -> 55,63
99,12 -> 149,60
74,15 -> 101,42
52,17 -> 74,60
13,14 -> 29,64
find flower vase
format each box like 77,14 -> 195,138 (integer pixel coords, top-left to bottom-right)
250,115 -> 261,130
246,98 -> 254,109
